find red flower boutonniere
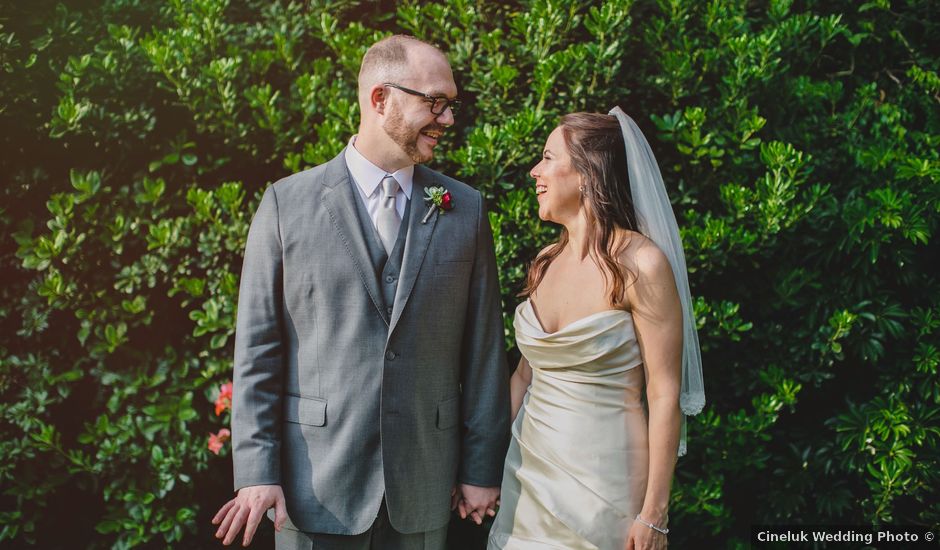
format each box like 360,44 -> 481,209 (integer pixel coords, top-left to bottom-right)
421,186 -> 454,224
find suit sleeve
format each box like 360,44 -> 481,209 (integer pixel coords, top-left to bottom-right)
458,194 -> 511,487
232,185 -> 285,491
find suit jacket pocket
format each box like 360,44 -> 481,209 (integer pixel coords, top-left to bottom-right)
436,396 -> 460,430
283,394 -> 327,427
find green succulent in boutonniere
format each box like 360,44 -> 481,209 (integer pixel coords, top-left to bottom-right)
421,186 -> 454,224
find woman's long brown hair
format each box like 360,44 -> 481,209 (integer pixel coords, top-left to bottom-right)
522,112 -> 639,307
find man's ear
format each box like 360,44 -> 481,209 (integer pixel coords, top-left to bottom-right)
370,84 -> 387,115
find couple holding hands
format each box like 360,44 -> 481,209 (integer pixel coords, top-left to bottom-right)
212,34 -> 704,550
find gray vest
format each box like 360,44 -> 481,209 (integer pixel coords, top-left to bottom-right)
349,182 -> 411,324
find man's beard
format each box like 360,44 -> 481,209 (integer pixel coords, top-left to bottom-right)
383,107 -> 441,164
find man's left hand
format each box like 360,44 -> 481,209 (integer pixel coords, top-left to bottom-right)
457,483 -> 500,525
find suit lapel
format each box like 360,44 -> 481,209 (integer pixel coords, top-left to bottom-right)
319,150 -> 387,326
388,166 -> 438,336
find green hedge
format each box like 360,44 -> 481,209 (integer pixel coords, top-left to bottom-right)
1,0 -> 937,548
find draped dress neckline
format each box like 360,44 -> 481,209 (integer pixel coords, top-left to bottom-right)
524,298 -> 634,336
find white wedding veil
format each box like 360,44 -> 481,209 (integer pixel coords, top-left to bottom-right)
609,106 -> 705,456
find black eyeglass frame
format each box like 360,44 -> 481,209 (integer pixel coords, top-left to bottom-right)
382,82 -> 461,115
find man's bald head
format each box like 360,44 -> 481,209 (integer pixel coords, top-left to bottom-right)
354,35 -> 457,172
358,35 -> 447,95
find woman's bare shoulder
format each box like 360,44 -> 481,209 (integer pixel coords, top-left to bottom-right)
617,230 -> 671,281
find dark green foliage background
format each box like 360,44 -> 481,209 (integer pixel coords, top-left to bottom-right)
1,0 -> 937,548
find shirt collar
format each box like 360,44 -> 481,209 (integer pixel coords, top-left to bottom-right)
345,136 -> 414,199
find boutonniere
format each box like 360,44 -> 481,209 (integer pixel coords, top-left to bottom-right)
421,186 -> 454,224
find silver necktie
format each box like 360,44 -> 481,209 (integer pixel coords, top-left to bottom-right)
375,175 -> 401,254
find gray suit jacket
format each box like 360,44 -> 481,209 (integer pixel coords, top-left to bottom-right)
231,150 -> 510,535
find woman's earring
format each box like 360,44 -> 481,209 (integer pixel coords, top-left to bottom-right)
579,185 -> 585,193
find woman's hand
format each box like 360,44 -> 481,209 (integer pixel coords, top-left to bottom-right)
625,521 -> 668,550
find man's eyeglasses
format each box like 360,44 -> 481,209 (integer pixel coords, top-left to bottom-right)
383,83 -> 461,116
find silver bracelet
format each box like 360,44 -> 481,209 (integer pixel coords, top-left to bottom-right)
634,514 -> 669,535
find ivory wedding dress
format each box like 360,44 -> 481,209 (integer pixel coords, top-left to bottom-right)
488,299 -> 649,550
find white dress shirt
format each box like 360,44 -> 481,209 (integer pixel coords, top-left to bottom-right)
344,136 -> 413,229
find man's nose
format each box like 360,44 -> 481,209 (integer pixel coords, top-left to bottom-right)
436,106 -> 455,126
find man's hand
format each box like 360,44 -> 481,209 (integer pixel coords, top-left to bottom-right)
457,483 -> 500,525
211,484 -> 289,546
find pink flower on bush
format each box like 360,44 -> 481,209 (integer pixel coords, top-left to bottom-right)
208,428 -> 231,455
214,381 -> 233,416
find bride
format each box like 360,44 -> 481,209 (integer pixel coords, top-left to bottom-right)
486,108 -> 705,550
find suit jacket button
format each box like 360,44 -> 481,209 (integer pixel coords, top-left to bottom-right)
386,306 -> 393,315
385,350 -> 397,361
385,275 -> 396,283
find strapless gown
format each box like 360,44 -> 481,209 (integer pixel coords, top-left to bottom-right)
487,299 -> 649,550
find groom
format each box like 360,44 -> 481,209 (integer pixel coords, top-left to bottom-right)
212,35 -> 511,548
